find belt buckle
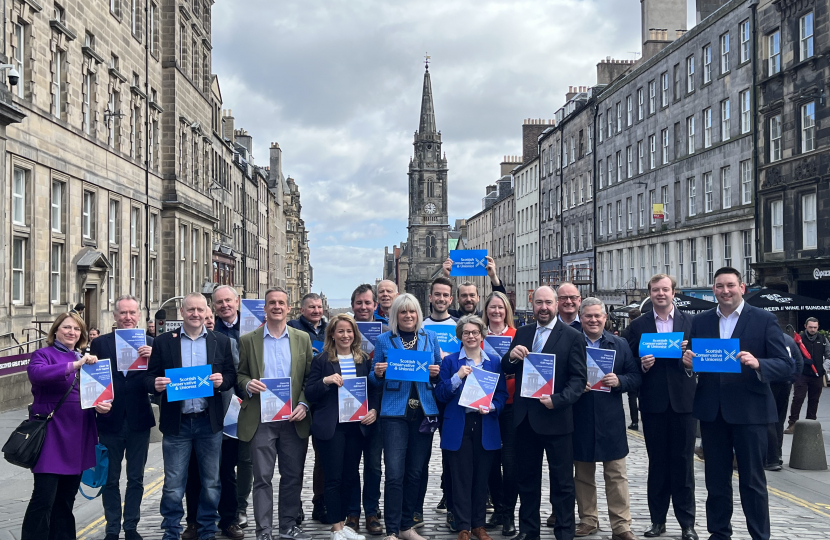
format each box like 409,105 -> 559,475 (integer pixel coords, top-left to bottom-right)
408,399 -> 420,409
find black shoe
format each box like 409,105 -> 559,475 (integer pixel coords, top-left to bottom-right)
485,495 -> 494,514
312,504 -> 328,524
501,517 -> 516,537
436,495 -> 447,513
512,533 -> 539,540
764,462 -> 782,471
643,523 -> 666,537
681,526 -> 699,540
104,534 -> 119,540
485,513 -> 505,530
297,507 -> 305,525
628,422 -> 639,431
447,511 -> 458,533
125,531 -> 144,540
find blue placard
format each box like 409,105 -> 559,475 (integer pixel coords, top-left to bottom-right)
692,338 -> 741,373
339,377 -> 369,422
485,336 -> 512,357
312,340 -> 324,353
459,367 -> 500,410
261,377 -> 293,422
357,322 -> 382,346
240,299 -> 266,336
425,325 -> 461,354
166,364 -> 214,402
450,250 -> 489,277
586,348 -> 616,392
80,359 -> 114,409
115,329 -> 148,371
386,349 -> 432,382
638,332 -> 685,359
520,353 -> 555,399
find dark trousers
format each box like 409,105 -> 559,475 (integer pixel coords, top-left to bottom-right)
186,436 -> 239,529
641,409 -> 696,528
312,436 -> 325,507
21,473 -> 82,540
318,423 -> 365,523
767,382 -> 792,466
98,423 -> 151,535
514,418 -> 575,540
789,374 -> 823,423
627,390 -> 639,424
488,404 -> 518,517
347,423 -> 382,518
381,413 -> 434,534
448,414 -> 496,532
700,411 -> 770,540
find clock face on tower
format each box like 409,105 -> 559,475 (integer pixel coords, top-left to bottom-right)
424,203 -> 437,215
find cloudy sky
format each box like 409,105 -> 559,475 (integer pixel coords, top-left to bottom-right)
212,1 -> 696,307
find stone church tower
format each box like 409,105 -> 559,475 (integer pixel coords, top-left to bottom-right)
405,64 -> 449,312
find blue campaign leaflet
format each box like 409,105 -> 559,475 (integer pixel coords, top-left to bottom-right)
261,377 -> 293,422
166,364 -> 214,402
223,395 -> 242,439
425,325 -> 461,354
339,377 -> 369,423
459,367 -> 500,410
115,329 -> 148,371
485,336 -> 512,358
520,353 -> 556,399
449,250 -> 489,277
386,349 -> 432,383
638,332 -> 685,359
692,338 -> 741,373
357,322 -> 382,359
80,359 -> 114,409
586,348 -> 616,392
240,299 -> 266,336
312,341 -> 324,353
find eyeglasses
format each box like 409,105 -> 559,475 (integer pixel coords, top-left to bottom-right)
559,295 -> 581,302
462,330 -> 481,337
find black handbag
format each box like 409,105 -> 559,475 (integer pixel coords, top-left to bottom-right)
2,375 -> 77,469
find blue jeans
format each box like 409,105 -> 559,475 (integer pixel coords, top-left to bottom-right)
381,415 -> 434,534
348,422 -> 383,518
99,423 -> 151,535
160,415 -> 222,540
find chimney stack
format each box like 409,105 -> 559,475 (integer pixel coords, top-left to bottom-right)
696,0 -> 729,23
223,109 -> 235,144
522,119 -> 554,162
641,0 -> 687,61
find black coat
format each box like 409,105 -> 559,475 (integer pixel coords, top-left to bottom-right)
573,331 -> 641,462
91,332 -> 156,434
305,351 -> 379,440
144,329 -> 236,435
626,309 -> 695,414
501,321 -> 587,436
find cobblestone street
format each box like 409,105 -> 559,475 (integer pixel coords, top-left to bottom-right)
2,398 -> 830,540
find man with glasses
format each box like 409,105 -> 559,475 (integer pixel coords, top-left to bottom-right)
556,283 -> 582,332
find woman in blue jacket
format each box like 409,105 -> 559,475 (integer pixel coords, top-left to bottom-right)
435,315 -> 508,540
369,293 -> 442,540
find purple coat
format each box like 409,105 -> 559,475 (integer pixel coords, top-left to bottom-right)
27,345 -> 98,475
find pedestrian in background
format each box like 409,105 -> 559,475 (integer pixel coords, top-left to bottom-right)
785,317 -> 830,433
766,330 -> 802,471
620,309 -> 641,432
21,312 -> 112,540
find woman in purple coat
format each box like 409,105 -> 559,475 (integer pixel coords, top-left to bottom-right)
21,312 -> 112,540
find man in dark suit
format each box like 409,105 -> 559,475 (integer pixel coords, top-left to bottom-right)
625,275 -> 697,540
145,292 -> 237,540
93,295 -> 155,540
682,267 -> 791,540
501,286 -> 587,540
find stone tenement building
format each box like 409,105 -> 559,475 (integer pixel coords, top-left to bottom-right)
285,176 -> 312,318
753,0 -> 830,327
594,0 -> 756,309
0,0 -> 309,346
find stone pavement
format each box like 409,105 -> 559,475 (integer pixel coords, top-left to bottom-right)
2,392 -> 830,540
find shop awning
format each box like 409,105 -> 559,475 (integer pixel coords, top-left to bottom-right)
743,288 -> 830,312
639,293 -> 717,314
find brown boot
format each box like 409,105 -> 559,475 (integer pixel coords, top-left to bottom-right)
784,421 -> 796,435
472,527 -> 493,540
457,531 -> 471,540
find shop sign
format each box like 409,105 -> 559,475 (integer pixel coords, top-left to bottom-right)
813,268 -> 830,280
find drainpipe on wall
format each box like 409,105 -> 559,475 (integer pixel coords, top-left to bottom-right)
750,0 -> 760,288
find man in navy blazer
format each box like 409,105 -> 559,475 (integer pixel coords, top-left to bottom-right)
682,268 -> 791,540
625,275 -> 697,540
92,295 -> 155,540
501,286 -> 587,540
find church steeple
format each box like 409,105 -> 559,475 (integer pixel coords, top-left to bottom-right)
418,64 -> 437,137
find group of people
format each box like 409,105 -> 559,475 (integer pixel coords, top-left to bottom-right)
20,258 -> 798,540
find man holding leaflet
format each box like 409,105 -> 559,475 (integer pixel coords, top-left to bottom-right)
572,298 -> 640,540
501,286 -> 587,540
236,287 -> 314,540
442,256 -> 506,317
681,268 -> 791,540
625,275 -> 696,540
92,295 -> 155,540
145,293 -> 237,540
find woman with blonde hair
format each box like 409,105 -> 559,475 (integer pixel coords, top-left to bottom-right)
306,314 -> 379,540
21,312 -> 112,540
